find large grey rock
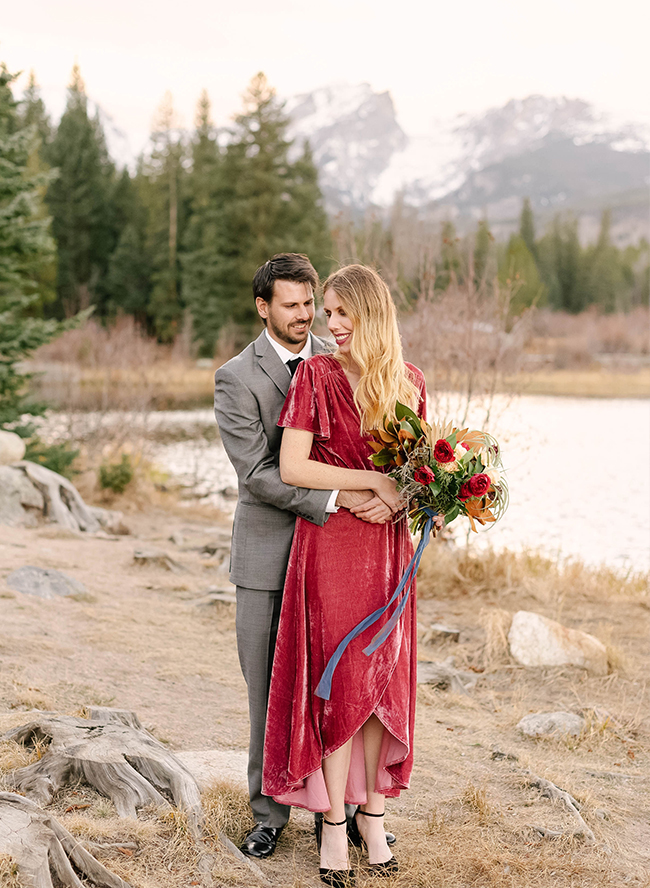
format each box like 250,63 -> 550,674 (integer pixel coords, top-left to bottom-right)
517,711 -> 586,739
0,430 -> 26,464
175,749 -> 247,791
0,465 -> 44,527
6,566 -> 87,599
508,610 -> 608,675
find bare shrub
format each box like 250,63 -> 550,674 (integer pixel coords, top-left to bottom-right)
529,306 -> 650,369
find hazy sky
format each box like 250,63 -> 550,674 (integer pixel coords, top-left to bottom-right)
2,0 -> 648,157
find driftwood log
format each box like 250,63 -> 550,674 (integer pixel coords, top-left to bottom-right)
4,708 -> 202,832
0,792 -> 132,888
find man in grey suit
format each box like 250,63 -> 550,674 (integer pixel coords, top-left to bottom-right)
214,254 -> 389,859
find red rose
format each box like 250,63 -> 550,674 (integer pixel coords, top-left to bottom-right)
468,473 -> 491,497
433,439 -> 455,463
460,442 -> 470,450
414,465 -> 436,485
459,482 -> 472,500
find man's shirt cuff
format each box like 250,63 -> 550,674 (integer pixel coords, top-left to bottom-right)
326,490 -> 340,513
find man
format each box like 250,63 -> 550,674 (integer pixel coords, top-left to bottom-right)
214,253 -> 391,859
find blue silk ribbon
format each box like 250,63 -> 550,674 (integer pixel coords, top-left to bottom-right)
315,507 -> 438,701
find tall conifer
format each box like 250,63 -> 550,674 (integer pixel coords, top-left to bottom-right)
0,66 -> 66,434
46,65 -> 117,317
140,92 -> 186,341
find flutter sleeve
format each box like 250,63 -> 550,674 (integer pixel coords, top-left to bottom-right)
278,356 -> 331,440
406,362 -> 427,420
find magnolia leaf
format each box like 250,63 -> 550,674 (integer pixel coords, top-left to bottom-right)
368,440 -> 385,453
371,452 -> 393,466
448,431 -> 458,449
395,451 -> 406,466
445,505 -> 460,525
376,428 -> 397,444
429,482 -> 441,495
395,401 -> 420,425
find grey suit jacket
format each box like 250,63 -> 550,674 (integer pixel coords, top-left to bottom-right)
214,331 -> 333,590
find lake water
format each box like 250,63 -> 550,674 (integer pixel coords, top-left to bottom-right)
147,395 -> 649,574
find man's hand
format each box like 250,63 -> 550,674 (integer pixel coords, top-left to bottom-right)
336,489 -> 391,524
350,495 -> 392,524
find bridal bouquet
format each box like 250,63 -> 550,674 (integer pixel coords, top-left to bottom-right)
369,403 -> 508,534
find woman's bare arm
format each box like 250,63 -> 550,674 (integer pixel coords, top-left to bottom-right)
280,428 -> 401,512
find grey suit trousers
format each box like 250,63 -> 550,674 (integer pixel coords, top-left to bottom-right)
235,586 -> 290,828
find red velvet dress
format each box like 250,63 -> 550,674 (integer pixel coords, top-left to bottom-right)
262,354 -> 426,811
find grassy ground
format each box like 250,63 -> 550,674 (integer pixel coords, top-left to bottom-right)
0,498 -> 647,887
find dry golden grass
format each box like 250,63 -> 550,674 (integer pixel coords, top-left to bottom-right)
503,367 -> 650,399
0,855 -> 20,888
417,545 -> 648,605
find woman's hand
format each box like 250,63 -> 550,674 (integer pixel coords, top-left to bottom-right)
371,474 -> 402,513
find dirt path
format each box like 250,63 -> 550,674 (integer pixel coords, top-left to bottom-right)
1,508 -> 648,887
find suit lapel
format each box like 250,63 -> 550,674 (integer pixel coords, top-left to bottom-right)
255,331 -> 333,396
255,332 -> 292,396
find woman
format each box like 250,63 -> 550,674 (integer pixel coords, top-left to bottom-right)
262,265 -> 436,885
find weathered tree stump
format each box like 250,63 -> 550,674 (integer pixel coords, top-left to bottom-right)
4,708 -> 203,832
0,791 -> 132,888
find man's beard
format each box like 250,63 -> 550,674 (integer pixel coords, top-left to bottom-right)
269,318 -> 310,345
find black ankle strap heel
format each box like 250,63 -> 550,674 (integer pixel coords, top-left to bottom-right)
354,809 -> 398,877
319,817 -> 356,886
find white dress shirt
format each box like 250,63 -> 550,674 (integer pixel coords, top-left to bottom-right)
265,329 -> 339,513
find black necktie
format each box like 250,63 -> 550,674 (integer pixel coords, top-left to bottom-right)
287,356 -> 304,377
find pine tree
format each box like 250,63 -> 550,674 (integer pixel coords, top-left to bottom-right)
17,70 -> 57,314
285,141 -> 332,273
537,215 -> 587,312
105,168 -> 152,322
46,65 -> 118,317
181,90 -> 225,354
586,210 -> 626,312
0,66 -> 67,435
499,235 -> 546,313
184,73 -> 332,352
474,219 -> 495,287
436,221 -> 462,289
140,92 -> 186,341
519,198 -> 536,258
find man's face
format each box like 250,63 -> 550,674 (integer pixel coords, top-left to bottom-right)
256,280 -> 315,353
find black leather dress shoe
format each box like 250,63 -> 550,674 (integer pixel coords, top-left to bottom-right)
240,823 -> 284,858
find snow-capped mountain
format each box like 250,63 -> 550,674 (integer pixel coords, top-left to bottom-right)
286,85 -> 650,241
285,83 -> 407,209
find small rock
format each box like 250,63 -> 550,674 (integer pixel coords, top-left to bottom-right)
196,590 -> 237,606
421,622 -> 461,643
6,566 -> 87,600
417,656 -> 478,694
0,465 -> 44,527
508,610 -> 608,675
517,711 -> 585,739
133,549 -> 186,573
491,749 -> 519,762
89,506 -> 130,535
169,531 -> 185,546
0,430 -> 26,465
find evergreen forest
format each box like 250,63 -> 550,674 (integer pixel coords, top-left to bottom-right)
2,61 -> 649,369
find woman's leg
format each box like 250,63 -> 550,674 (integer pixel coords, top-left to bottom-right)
320,738 -> 354,871
357,714 -> 393,864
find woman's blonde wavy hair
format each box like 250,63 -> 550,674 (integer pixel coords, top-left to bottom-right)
323,264 -> 419,433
